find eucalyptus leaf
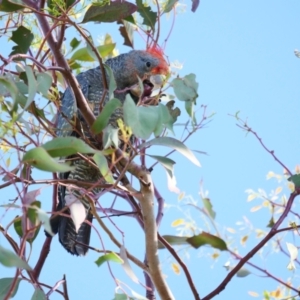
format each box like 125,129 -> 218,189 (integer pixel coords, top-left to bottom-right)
36,72 -> 52,97
0,245 -> 32,270
10,26 -> 33,56
22,147 -> 75,172
23,66 -> 37,110
123,95 -> 176,139
139,137 -> 201,167
104,65 -> 117,100
31,288 -> 47,300
172,73 -> 199,102
136,0 -> 157,30
102,125 -> 119,149
95,252 -> 123,267
0,278 -> 22,299
0,0 -> 23,11
82,0 -> 137,23
71,44 -> 115,62
148,154 -> 175,178
187,232 -> 227,250
42,137 -> 97,157
93,152 -> 114,184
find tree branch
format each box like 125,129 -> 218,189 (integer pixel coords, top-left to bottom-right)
126,167 -> 175,300
158,233 -> 200,300
88,197 -> 148,272
202,189 -> 300,300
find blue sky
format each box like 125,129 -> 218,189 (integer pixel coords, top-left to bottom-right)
1,1 -> 300,299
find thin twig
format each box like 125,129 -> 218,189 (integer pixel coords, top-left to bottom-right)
158,233 -> 200,300
202,189 -> 300,300
233,115 -> 293,176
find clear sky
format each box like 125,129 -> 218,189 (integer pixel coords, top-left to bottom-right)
1,1 -> 300,299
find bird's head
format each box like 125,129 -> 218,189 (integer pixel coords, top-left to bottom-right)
144,46 -> 170,76
125,46 -> 170,81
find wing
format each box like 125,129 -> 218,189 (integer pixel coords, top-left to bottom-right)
56,72 -> 90,138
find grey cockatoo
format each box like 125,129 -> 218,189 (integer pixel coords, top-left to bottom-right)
52,47 -> 169,255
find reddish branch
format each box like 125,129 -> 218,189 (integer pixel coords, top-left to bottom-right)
31,237 -> 52,280
202,189 -> 300,300
30,5 -> 96,127
158,233 -> 200,300
229,249 -> 299,293
4,269 -> 20,300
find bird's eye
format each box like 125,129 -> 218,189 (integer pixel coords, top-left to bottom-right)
146,61 -> 151,68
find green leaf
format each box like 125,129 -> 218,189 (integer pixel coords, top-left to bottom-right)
2,166 -> 19,181
0,76 -> 17,98
151,104 -> 169,136
27,201 -> 41,224
113,294 -> 132,300
70,37 -> 81,51
288,174 -> 300,188
15,81 -> 28,95
95,252 -> 123,267
68,61 -> 82,70
123,95 -> 154,139
136,0 -> 157,30
118,20 -> 134,48
14,211 -> 41,243
0,245 -> 32,270
202,198 -> 216,219
102,125 -> 119,149
82,0 -> 137,23
42,137 -> 97,157
104,65 -> 117,100
266,216 -> 275,228
36,72 -> 52,98
123,15 -> 136,24
139,136 -> 201,167
92,99 -> 122,134
14,217 -> 23,238
0,76 -> 27,109
186,232 -> 228,250
185,100 -> 196,124
65,0 -> 75,9
30,101 -> 47,121
123,95 -> 176,139
158,235 -> 189,249
0,0 -> 23,11
31,288 -> 47,300
85,36 -> 99,62
163,0 -> 178,13
165,100 -> 181,124
70,43 -> 115,62
236,268 -> 251,278
24,66 -> 37,110
37,209 -> 53,236
148,155 -> 175,178
27,225 -> 41,244
10,26 -> 34,56
172,73 -> 198,102
22,147 -> 75,172
0,278 -> 22,299
93,152 -> 114,184
47,0 -> 75,16
263,291 -> 271,300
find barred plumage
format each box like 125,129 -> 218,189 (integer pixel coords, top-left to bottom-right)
52,49 -> 169,255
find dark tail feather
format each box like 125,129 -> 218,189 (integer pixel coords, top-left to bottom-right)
58,209 -> 93,256
58,212 -> 93,255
